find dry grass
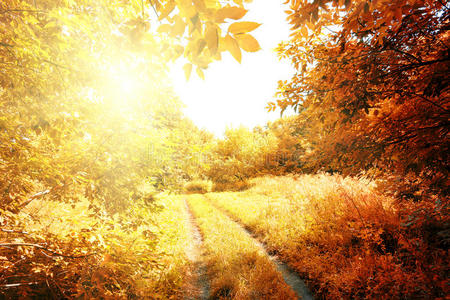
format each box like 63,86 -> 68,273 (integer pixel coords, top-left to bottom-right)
204,174 -> 444,298
148,194 -> 193,298
211,180 -> 251,192
186,194 -> 297,299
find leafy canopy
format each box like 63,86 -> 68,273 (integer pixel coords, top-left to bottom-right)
273,0 -> 449,197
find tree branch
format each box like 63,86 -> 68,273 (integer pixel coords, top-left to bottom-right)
148,0 -> 160,22
0,42 -> 14,48
0,243 -> 96,258
17,189 -> 50,209
389,47 -> 422,63
0,282 -> 40,289
436,0 -> 449,10
40,59 -> 74,71
0,9 -> 44,14
416,94 -> 450,113
0,228 -> 29,234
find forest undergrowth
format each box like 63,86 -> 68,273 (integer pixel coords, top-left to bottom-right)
0,191 -> 192,299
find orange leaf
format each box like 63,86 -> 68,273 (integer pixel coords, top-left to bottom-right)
205,23 -> 219,55
216,6 -> 247,23
224,34 -> 241,63
301,25 -> 308,38
235,34 -> 260,52
228,21 -> 261,35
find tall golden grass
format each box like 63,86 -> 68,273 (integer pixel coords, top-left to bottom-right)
186,194 -> 297,299
206,174 -> 446,298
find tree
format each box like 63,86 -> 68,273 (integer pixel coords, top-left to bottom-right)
206,126 -> 277,189
273,0 -> 449,198
155,0 -> 262,78
0,0 -> 228,296
0,0 -> 260,214
265,116 -> 308,174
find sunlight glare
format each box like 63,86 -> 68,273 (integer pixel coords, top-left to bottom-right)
169,1 -> 295,137
101,58 -> 146,108
118,76 -> 138,96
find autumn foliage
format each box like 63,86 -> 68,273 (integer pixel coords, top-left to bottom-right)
198,0 -> 448,297
260,0 -> 449,297
0,0 -> 253,297
207,175 -> 449,298
1,0 -> 448,298
273,0 -> 449,195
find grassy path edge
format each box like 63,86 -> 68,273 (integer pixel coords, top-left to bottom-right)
203,194 -> 315,300
183,199 -> 210,300
186,194 -> 298,299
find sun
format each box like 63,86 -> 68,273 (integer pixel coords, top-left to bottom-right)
118,76 -> 138,96
100,59 -> 146,107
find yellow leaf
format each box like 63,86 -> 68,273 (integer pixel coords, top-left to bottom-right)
228,21 -> 261,35
172,45 -> 184,60
158,1 -> 176,20
235,34 -> 260,52
205,23 -> 219,55
301,25 -> 308,38
213,51 -> 222,60
178,0 -> 193,6
157,24 -> 172,34
215,6 -> 248,23
183,63 -> 193,80
193,56 -> 210,69
171,16 -> 186,37
193,0 -> 207,12
179,1 -> 197,19
196,67 -> 205,80
44,21 -> 57,29
224,34 -> 241,63
195,39 -> 207,56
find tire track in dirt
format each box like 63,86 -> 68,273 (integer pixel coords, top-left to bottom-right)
205,196 -> 314,300
183,199 -> 210,300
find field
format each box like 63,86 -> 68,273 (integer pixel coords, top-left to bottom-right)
2,174 -> 447,299
185,174 -> 447,299
204,175 -> 447,298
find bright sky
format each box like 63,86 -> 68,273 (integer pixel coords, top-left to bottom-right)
170,1 -> 295,137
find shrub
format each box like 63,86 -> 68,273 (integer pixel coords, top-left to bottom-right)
212,180 -> 251,192
184,180 -> 212,194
